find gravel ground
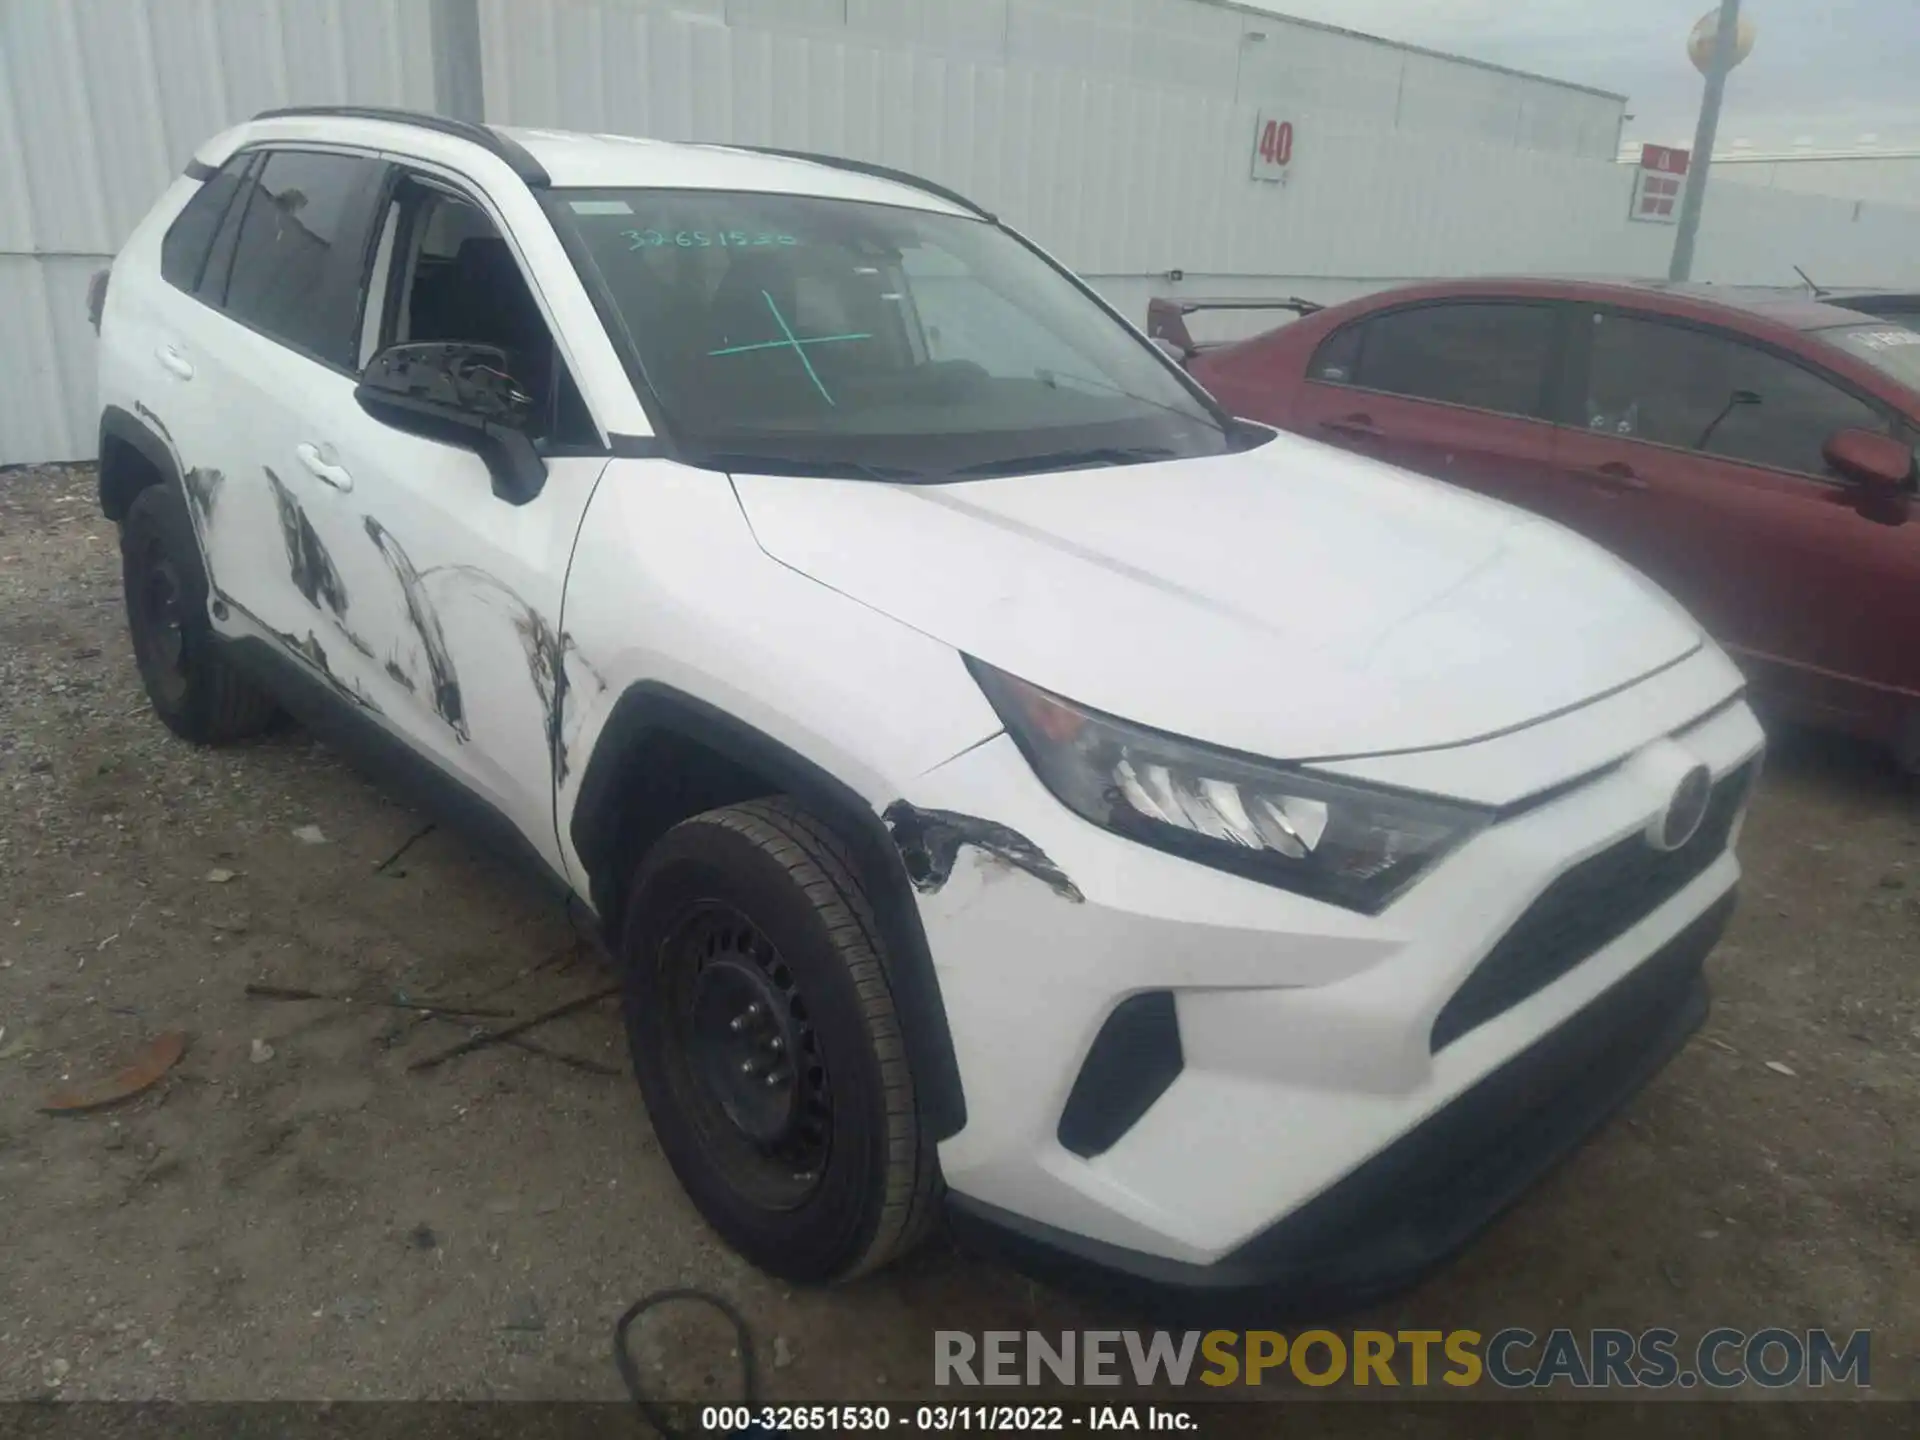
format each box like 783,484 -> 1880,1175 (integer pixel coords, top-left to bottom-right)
1,463 -> 1916,1417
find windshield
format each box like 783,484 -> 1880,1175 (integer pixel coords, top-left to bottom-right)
551,188 -> 1234,478
1820,322 -> 1920,393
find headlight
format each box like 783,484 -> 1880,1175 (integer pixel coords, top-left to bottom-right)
968,658 -> 1491,913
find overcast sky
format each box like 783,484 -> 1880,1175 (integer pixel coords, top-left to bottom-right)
1253,1 -> 1920,153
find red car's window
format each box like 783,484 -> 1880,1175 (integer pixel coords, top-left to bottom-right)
1308,323 -> 1362,384
1319,302 -> 1556,420
1587,313 -> 1885,482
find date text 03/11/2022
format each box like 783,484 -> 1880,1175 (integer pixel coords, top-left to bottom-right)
699,1404 -> 1199,1433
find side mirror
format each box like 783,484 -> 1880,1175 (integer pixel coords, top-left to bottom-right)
354,342 -> 546,505
1823,427 -> 1913,524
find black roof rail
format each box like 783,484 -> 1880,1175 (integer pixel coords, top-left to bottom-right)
251,105 -> 550,187
733,146 -> 995,222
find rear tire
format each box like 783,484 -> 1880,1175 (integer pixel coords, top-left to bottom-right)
619,797 -> 940,1283
120,484 -> 278,745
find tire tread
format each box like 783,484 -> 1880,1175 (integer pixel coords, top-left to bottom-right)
682,796 -> 941,1279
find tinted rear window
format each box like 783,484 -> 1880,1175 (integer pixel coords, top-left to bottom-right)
1354,303 -> 1556,418
160,158 -> 249,294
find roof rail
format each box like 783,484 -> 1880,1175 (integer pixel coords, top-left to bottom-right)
733,146 -> 995,221
251,105 -> 550,187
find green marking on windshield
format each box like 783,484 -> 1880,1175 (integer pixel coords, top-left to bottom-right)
701,292 -> 871,407
707,332 -> 872,357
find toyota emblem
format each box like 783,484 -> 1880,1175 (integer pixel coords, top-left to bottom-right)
1651,765 -> 1714,851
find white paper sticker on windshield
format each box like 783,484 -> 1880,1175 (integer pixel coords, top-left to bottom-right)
569,199 -> 634,215
1855,328 -> 1920,349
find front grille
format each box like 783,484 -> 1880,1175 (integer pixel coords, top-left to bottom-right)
1430,760 -> 1754,1052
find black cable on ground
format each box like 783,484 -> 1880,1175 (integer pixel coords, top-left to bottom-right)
615,1287 -> 783,1438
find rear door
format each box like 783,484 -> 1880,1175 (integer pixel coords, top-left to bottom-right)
104,153 -> 262,593
1287,299 -> 1569,511
1554,307 -> 1914,728
185,145 -> 392,688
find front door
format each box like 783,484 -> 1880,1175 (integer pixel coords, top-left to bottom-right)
1554,307 -> 1917,731
292,173 -> 613,876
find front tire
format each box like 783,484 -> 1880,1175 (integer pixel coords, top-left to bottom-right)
620,798 -> 940,1282
120,484 -> 277,744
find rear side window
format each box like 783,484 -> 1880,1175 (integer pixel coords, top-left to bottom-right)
1586,313 -> 1885,480
1307,323 -> 1362,384
160,157 -> 250,295
1354,303 -> 1556,418
222,149 -> 387,369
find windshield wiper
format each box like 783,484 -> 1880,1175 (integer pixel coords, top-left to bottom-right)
943,446 -> 1178,480
694,452 -> 925,483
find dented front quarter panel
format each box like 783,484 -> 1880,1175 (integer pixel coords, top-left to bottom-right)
554,458 -> 1005,893
893,727 -> 1400,1245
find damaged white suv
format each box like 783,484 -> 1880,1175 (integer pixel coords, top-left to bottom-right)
95,107 -> 1763,1312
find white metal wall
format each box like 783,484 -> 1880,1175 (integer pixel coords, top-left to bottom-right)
1718,152 -> 1920,208
0,0 -> 434,465
478,0 -> 1920,338
6,0 -> 1920,465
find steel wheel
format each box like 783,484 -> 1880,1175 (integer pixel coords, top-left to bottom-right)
662,901 -> 832,1211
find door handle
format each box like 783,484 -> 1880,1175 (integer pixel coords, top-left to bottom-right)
296,443 -> 353,493
155,345 -> 194,380
1323,412 -> 1382,440
1576,461 -> 1648,494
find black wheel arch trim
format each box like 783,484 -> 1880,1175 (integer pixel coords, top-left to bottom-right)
99,404 -> 183,521
570,681 -> 968,1140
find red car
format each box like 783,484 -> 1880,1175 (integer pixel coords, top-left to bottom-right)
1163,280 -> 1920,771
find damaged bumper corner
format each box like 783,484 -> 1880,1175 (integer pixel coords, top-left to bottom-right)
883,800 -> 1083,903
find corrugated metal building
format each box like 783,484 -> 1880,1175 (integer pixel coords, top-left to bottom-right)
4,0 -> 1919,465
1717,148 -> 1920,208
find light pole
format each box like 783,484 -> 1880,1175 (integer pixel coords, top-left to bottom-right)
1669,1 -> 1751,282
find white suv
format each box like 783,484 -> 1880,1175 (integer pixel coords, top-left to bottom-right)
94,107 -> 1763,1311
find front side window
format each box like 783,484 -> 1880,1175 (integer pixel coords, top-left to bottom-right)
377,179 -> 594,446
221,149 -> 386,369
1586,313 -> 1886,480
550,189 -> 1233,478
1351,303 -> 1556,418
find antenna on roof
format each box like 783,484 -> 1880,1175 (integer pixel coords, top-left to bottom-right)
1791,264 -> 1828,298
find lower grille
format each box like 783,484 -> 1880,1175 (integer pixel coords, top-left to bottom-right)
1430,760 -> 1754,1052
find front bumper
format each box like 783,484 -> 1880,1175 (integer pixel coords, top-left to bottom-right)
902,684 -> 1762,1307
948,890 -> 1728,1319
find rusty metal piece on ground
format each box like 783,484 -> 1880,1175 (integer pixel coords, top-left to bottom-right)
244,982 -> 510,1018
407,984 -> 620,1073
41,1031 -> 187,1115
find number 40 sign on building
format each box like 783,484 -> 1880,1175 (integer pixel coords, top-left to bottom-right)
1251,111 -> 1296,183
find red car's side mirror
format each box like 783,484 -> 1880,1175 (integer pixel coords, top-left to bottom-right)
1824,428 -> 1913,492
1825,428 -> 1914,525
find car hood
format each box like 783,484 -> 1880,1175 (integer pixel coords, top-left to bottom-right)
729,438 -> 1702,762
